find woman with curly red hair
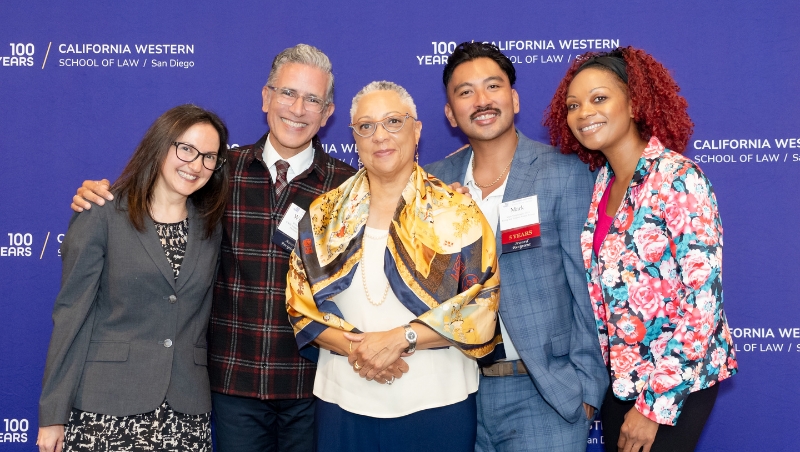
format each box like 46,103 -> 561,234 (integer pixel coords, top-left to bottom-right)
544,47 -> 738,452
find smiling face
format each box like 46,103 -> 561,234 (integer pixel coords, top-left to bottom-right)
352,90 -> 421,182
261,62 -> 334,158
566,67 -> 639,155
155,122 -> 219,201
444,57 -> 519,143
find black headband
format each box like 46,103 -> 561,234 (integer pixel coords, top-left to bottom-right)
577,52 -> 628,84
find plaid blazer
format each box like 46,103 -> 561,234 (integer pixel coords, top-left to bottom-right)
208,132 -> 356,399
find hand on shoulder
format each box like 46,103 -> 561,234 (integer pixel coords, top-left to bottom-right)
72,179 -> 113,212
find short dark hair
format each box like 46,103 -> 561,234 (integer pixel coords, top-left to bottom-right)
442,42 -> 516,88
111,104 -> 230,238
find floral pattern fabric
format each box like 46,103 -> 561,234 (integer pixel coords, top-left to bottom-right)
153,218 -> 188,280
286,164 -> 501,359
63,400 -> 210,451
581,137 -> 737,426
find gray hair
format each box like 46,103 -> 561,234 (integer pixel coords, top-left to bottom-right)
266,44 -> 334,104
350,81 -> 418,122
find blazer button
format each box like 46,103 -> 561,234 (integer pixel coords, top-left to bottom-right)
168,295 -> 177,303
163,339 -> 173,348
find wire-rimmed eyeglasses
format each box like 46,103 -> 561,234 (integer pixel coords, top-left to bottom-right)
173,142 -> 226,171
349,113 -> 417,138
266,86 -> 328,113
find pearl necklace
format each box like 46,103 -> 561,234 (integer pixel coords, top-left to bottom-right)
361,230 -> 390,306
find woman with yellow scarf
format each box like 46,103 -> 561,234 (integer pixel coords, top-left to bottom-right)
286,81 -> 500,451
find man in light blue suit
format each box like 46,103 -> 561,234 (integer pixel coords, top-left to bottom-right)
424,42 -> 608,452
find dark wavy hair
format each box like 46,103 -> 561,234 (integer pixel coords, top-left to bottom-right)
443,42 -> 516,88
111,104 -> 230,238
543,46 -> 693,171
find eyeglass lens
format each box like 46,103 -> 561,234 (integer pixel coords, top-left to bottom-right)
175,142 -> 223,170
351,115 -> 410,137
272,87 -> 325,113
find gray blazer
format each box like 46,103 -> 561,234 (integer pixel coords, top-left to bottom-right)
425,132 -> 608,424
39,199 -> 221,426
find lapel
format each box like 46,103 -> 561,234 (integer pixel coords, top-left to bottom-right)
175,201 -> 201,292
582,165 -> 609,268
137,209 -> 178,291
495,132 -> 541,256
446,144 -> 472,185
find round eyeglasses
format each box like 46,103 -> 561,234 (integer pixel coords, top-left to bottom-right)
349,113 -> 417,138
173,142 -> 227,171
266,86 -> 328,113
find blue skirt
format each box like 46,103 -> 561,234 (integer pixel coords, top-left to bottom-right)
315,392 -> 477,452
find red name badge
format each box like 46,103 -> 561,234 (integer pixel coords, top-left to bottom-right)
501,224 -> 541,253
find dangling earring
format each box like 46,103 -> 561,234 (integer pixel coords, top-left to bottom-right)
414,144 -> 419,164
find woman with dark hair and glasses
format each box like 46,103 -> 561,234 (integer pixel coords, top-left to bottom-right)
286,81 -> 501,452
37,104 -> 229,452
544,47 -> 738,452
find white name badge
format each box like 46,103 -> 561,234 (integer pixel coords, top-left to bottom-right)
499,195 -> 541,253
271,203 -> 306,252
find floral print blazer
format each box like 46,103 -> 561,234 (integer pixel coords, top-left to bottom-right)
581,137 -> 737,426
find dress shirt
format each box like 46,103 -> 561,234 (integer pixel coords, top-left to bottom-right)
262,133 -> 314,183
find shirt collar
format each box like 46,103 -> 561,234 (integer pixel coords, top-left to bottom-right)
262,133 -> 315,176
463,150 -> 509,200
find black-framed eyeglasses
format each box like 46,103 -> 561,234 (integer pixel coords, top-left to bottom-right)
172,142 -> 226,171
266,85 -> 328,113
349,113 -> 417,138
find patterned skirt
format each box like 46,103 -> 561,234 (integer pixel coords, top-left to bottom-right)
64,400 -> 211,451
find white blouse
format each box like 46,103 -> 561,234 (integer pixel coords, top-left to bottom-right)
313,227 -> 478,418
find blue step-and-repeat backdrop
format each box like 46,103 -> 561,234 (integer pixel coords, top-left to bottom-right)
1,1 -> 798,450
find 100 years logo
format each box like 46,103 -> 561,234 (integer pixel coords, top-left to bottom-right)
1,43 -> 35,66
0,418 -> 29,443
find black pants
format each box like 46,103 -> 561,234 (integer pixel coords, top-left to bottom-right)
211,392 -> 315,452
601,384 -> 719,452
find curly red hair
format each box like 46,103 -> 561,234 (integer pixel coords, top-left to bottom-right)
543,46 -> 693,171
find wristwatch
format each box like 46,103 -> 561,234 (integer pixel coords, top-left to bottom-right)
402,324 -> 417,354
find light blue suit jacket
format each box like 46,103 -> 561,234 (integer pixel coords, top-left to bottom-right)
424,132 -> 608,423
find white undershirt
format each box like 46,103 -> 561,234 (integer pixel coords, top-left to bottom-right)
314,227 -> 478,418
262,133 -> 314,183
464,152 -> 521,362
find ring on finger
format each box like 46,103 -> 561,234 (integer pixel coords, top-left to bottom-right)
386,376 -> 395,385
353,361 -> 362,370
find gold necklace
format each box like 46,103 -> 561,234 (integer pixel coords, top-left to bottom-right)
361,231 -> 390,306
472,154 -> 513,188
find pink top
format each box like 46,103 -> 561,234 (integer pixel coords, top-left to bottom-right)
592,176 -> 615,256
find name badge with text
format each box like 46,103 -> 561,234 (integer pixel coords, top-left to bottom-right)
499,195 -> 541,253
271,203 -> 306,252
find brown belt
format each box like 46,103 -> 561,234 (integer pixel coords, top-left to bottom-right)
480,360 -> 527,377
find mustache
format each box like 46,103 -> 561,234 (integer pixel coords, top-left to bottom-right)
470,107 -> 501,121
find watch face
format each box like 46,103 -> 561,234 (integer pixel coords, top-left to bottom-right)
407,330 -> 417,341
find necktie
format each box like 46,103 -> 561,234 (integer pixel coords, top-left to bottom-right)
274,159 -> 290,196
